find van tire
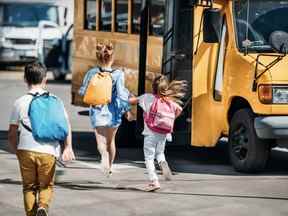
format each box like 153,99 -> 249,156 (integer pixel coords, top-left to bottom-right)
228,108 -> 269,173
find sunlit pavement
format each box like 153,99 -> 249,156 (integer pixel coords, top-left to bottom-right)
1,70 -> 288,216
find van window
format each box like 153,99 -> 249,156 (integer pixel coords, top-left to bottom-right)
0,3 -> 58,27
84,0 -> 96,30
150,0 -> 165,36
116,0 -> 128,33
132,0 -> 141,34
100,0 -> 112,31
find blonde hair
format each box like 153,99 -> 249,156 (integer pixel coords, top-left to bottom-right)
152,75 -> 187,105
96,42 -> 114,67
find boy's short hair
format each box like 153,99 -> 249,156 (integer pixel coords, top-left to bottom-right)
24,62 -> 47,85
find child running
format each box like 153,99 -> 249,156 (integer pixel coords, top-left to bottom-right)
8,62 -> 75,216
130,75 -> 187,191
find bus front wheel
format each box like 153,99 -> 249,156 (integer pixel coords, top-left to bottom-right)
229,109 -> 270,173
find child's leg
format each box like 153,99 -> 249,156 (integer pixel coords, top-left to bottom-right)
106,127 -> 118,168
155,136 -> 167,163
155,136 -> 172,181
17,150 -> 38,216
143,135 -> 158,182
36,152 -> 56,211
94,127 -> 110,173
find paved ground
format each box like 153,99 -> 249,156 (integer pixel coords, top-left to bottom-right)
1,70 -> 288,216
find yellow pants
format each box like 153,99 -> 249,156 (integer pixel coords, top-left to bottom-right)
17,150 -> 56,216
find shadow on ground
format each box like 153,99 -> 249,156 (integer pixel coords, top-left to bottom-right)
1,130 -> 288,176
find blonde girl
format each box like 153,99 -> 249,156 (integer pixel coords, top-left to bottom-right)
79,42 -> 131,176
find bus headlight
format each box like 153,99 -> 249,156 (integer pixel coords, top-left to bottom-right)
258,85 -> 288,104
272,87 -> 288,104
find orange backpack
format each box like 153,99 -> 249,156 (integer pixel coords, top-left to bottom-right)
83,71 -> 113,106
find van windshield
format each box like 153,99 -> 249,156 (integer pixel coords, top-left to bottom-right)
0,3 -> 58,27
234,0 -> 288,52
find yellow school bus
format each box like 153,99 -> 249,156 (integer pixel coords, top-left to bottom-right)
72,0 -> 288,172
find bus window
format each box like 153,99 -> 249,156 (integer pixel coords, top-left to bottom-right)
150,0 -> 165,36
100,0 -> 112,31
84,0 -> 96,30
116,0 -> 128,33
132,0 -> 141,34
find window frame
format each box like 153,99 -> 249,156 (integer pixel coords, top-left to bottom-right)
84,0 -> 97,31
213,16 -> 228,102
82,0 -> 164,38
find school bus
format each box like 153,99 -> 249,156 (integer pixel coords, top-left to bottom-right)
72,0 -> 288,172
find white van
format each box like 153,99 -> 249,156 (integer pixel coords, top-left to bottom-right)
0,0 -> 74,80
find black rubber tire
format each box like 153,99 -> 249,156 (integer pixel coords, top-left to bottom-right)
228,108 -> 270,173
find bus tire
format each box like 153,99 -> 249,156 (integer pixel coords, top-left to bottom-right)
228,108 -> 269,173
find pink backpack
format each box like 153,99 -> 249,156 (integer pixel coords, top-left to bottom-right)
144,96 -> 177,134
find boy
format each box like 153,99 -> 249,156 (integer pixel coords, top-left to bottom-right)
8,62 -> 75,216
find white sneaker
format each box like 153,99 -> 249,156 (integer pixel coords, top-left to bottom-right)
159,161 -> 172,181
36,207 -> 48,216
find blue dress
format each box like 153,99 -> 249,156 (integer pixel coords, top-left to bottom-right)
79,67 -> 130,128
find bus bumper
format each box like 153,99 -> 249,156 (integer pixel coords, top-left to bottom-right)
254,116 -> 288,139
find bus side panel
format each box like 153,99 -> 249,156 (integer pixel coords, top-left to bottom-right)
71,32 -> 163,108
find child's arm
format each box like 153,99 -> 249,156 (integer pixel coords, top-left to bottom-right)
8,124 -> 18,154
8,101 -> 19,154
61,112 -> 75,162
129,96 -> 139,105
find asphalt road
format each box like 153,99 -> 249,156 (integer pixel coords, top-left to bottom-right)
1,70 -> 288,216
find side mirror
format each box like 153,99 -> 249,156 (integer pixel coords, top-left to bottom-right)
203,8 -> 222,43
64,7 -> 68,26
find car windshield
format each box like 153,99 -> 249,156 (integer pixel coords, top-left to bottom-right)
234,0 -> 288,52
0,3 -> 58,27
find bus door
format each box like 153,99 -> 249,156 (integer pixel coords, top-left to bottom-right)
192,3 -> 227,147
162,0 -> 193,144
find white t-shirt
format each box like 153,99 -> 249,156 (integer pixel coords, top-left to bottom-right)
138,93 -> 182,140
9,88 -> 64,157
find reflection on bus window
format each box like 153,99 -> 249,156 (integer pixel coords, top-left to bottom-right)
100,0 -> 112,31
116,0 -> 128,33
0,4 -> 58,27
150,0 -> 165,36
84,0 -> 96,30
132,0 -> 141,34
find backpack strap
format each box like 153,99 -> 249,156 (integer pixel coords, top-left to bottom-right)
99,67 -> 118,73
20,121 -> 32,132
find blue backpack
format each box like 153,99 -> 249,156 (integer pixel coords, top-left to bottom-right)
21,92 -> 69,143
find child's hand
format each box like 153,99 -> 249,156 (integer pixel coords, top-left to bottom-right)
62,146 -> 75,162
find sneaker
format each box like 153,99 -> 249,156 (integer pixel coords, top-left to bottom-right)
36,207 -> 48,216
145,180 -> 161,192
159,161 -> 172,181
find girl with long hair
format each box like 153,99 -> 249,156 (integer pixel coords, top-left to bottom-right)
130,75 -> 187,191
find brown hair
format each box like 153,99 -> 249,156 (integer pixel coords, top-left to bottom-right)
96,42 -> 114,67
24,62 -> 47,85
152,75 -> 187,105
